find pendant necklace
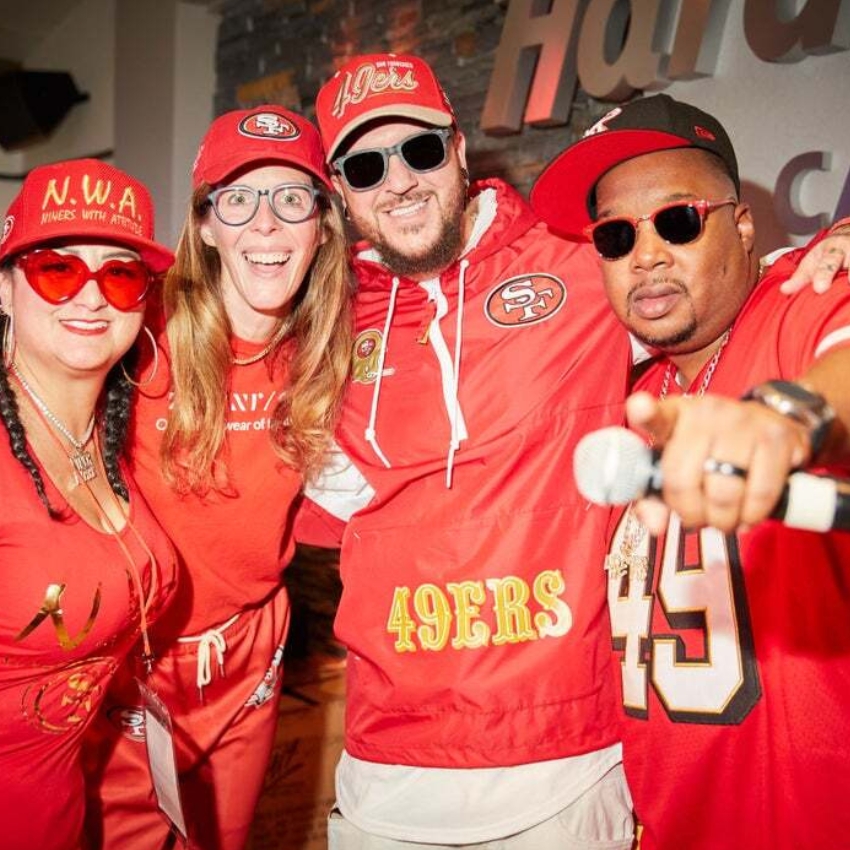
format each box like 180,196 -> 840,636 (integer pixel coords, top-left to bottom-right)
607,327 -> 733,584
10,363 -> 97,484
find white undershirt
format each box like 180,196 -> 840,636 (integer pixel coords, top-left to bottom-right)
335,743 -> 622,844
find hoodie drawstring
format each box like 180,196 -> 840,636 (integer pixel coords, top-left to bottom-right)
446,259 -> 469,488
365,275 -> 400,468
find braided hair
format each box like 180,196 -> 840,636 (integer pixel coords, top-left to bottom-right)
0,311 -> 136,515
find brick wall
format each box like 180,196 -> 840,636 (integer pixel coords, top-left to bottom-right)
213,0 -> 600,197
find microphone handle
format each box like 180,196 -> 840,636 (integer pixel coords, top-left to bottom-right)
773,472 -> 850,532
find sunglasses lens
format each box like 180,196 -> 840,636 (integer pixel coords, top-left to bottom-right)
20,251 -> 149,310
23,252 -> 84,303
341,151 -> 387,191
654,203 -> 703,244
99,261 -> 151,310
592,221 -> 636,261
401,131 -> 448,172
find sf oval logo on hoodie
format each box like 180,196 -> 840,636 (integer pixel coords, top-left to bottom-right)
485,273 -> 566,327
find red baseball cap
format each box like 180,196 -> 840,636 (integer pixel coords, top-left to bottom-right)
316,53 -> 456,162
0,158 -> 174,273
191,105 -> 332,191
530,94 -> 740,239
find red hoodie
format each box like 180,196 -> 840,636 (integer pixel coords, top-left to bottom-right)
329,179 -> 631,767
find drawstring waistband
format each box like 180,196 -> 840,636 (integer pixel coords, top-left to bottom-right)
177,613 -> 240,699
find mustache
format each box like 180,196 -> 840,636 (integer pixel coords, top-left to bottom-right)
378,191 -> 432,213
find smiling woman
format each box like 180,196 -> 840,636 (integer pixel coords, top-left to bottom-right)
0,158 -> 178,850
83,106 -> 353,850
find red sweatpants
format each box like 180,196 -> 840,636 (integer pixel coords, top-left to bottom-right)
84,587 -> 290,850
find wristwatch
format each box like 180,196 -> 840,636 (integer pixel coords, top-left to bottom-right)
743,380 -> 836,459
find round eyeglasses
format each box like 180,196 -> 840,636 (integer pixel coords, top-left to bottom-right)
206,183 -> 322,226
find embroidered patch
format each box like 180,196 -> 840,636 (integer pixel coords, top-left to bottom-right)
351,329 -> 384,384
484,273 -> 566,327
238,111 -> 301,141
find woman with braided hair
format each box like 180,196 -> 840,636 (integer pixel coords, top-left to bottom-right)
0,158 -> 177,850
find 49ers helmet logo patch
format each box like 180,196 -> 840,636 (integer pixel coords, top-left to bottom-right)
485,273 -> 566,327
352,329 -> 384,384
238,112 -> 300,140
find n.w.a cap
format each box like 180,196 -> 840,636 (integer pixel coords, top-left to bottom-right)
0,158 -> 174,272
316,53 -> 456,162
191,105 -> 332,191
530,94 -> 740,239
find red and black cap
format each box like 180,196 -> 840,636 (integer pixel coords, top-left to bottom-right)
530,94 -> 740,239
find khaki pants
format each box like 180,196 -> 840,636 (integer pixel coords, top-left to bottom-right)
327,762 -> 635,850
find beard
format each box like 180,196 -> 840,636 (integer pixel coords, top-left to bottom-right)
631,316 -> 698,350
361,180 -> 468,279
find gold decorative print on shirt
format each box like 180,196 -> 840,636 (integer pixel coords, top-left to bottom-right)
15,582 -> 102,650
21,656 -> 115,734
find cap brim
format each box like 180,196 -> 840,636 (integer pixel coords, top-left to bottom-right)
200,155 -> 333,192
326,105 -> 453,162
530,129 -> 696,239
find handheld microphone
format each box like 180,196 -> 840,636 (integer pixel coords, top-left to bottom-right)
573,426 -> 850,532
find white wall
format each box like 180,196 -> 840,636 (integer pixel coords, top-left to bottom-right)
0,0 -> 218,248
663,1 -> 849,256
0,0 -> 115,214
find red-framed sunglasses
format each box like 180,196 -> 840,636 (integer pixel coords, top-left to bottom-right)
16,250 -> 152,311
584,199 -> 737,261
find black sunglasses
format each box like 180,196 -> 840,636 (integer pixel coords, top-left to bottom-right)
584,199 -> 737,261
333,128 -> 454,191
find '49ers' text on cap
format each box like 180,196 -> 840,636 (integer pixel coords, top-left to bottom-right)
315,53 -> 456,162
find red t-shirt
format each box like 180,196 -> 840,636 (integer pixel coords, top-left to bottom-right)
0,439 -> 177,850
128,321 -> 302,640
607,256 -> 850,850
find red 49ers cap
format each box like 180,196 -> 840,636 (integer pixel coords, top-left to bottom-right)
191,104 -> 333,191
0,158 -> 174,272
316,53 -> 456,161
530,94 -> 740,239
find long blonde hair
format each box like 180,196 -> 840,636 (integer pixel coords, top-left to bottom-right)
161,183 -> 353,494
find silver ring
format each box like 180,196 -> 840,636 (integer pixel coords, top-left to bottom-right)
703,458 -> 748,479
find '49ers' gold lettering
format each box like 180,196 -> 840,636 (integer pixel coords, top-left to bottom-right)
387,569 -> 572,652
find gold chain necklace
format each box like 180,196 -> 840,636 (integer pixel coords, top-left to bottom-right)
659,327 -> 732,400
607,327 -> 733,584
232,322 -> 287,367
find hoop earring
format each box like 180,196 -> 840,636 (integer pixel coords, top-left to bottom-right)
2,310 -> 14,369
121,325 -> 159,387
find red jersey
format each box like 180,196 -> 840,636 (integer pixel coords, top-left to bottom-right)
607,254 -> 850,850
332,179 -> 632,767
0,442 -> 177,850
128,317 -> 302,640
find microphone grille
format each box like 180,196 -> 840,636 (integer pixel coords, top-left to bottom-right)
573,427 -> 654,505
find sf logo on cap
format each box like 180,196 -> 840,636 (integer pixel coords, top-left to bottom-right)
239,112 -> 300,140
